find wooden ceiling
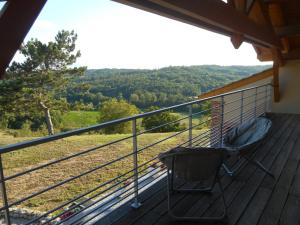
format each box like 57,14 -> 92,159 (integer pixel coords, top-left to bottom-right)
0,0 -> 299,79
114,0 -> 300,66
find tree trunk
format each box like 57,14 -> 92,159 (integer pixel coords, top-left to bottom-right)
39,101 -> 54,135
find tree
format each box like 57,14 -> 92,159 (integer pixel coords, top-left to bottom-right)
98,99 -> 139,134
129,93 -> 139,104
2,30 -> 85,135
142,106 -> 185,132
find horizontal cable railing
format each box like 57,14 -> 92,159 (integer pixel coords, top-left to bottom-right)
0,83 -> 272,225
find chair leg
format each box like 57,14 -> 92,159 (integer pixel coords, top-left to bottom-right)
244,157 -> 275,178
222,163 -> 234,177
166,173 -> 227,222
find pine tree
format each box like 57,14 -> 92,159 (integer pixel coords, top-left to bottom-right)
1,30 -> 86,135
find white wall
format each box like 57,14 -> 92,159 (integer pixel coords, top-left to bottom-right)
221,60 -> 300,114
271,60 -> 300,114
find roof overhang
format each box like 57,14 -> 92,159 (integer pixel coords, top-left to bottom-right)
113,0 -> 300,66
0,0 -> 47,79
114,0 -> 281,49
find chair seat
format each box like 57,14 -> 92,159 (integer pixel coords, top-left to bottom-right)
223,117 -> 272,154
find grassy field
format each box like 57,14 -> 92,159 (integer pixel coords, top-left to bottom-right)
61,111 -> 99,130
0,109 -> 211,216
0,128 -> 208,214
171,112 -> 210,129
61,111 -> 207,130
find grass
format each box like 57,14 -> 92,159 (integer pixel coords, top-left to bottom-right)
171,112 -> 211,129
61,111 -> 206,131
0,128 -> 208,214
0,110 -> 211,215
61,111 -> 99,130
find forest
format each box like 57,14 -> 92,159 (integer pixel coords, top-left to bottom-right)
64,65 -> 271,109
0,30 -> 271,135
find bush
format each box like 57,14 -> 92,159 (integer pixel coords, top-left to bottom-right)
142,107 -> 185,132
98,99 -> 139,134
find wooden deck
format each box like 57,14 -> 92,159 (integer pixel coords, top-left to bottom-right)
101,113 -> 300,225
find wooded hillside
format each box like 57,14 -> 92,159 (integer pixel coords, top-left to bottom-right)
64,65 -> 271,109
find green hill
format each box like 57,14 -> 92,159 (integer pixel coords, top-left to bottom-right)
64,65 -> 271,109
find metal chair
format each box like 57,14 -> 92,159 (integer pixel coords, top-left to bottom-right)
159,147 -> 227,222
222,117 -> 274,177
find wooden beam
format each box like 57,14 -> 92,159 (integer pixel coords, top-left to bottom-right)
227,0 -> 236,8
271,48 -> 284,66
229,0 -> 255,49
233,0 -> 247,13
0,0 -> 47,79
229,1 -> 245,49
246,0 -> 256,13
280,37 -> 290,53
149,0 -> 282,48
283,48 -> 300,60
275,25 -> 300,37
257,0 -> 285,64
198,68 -> 273,99
231,33 -> 244,49
257,49 -> 273,61
268,3 -> 285,26
115,0 -> 281,48
263,0 -> 287,3
273,64 -> 280,102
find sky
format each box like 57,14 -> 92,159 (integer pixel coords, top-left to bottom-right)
10,0 -> 272,69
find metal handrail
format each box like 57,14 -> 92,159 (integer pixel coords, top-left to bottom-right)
0,84 -> 270,154
0,83 -> 272,225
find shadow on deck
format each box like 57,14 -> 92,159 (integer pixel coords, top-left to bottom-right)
97,113 -> 300,225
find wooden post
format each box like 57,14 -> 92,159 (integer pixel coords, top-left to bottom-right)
273,64 -> 280,102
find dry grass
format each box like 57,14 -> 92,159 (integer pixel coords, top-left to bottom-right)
0,129 -> 206,214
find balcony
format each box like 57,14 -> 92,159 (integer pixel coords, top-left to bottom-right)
1,84 -> 291,225
108,113 -> 299,225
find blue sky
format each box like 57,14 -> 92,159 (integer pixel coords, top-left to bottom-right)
14,0 -> 271,69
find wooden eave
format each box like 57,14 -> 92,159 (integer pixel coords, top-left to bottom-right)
198,68 -> 273,99
114,0 -> 300,64
114,0 -> 281,49
1,0 -> 300,79
0,0 -> 47,79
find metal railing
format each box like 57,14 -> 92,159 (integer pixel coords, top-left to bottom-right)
0,84 -> 272,225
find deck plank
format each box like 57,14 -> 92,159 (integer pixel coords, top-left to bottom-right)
107,114 -> 300,225
257,116 -> 300,225
212,115 -> 298,225
200,114 -> 293,218
279,195 -> 300,225
148,114 -> 293,225
237,115 -> 300,225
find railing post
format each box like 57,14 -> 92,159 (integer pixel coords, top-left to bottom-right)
240,90 -> 244,124
264,85 -> 268,115
131,119 -> 141,209
254,87 -> 258,118
268,85 -> 272,112
0,155 -> 11,225
219,96 -> 225,147
188,105 -> 193,147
